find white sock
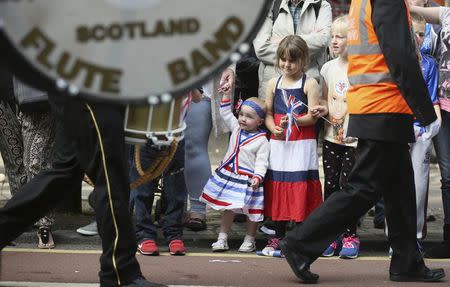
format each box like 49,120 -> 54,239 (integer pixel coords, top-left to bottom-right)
218,232 -> 228,241
243,234 -> 255,243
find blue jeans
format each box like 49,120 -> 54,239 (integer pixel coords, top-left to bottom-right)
434,110 -> 450,225
129,141 -> 186,243
184,99 -> 211,216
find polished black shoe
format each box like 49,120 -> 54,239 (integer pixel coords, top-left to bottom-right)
390,266 -> 445,282
122,276 -> 167,287
279,239 -> 319,284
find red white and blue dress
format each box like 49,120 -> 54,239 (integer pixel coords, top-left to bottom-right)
200,99 -> 270,222
264,75 -> 323,222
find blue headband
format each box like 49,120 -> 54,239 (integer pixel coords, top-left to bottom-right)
242,100 -> 265,119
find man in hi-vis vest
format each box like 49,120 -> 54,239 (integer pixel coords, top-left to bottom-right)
278,0 -> 446,284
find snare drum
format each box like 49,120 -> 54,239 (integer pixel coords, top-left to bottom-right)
124,95 -> 190,145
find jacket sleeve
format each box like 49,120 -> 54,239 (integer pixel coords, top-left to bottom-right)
371,0 -> 437,126
298,1 -> 332,57
253,139 -> 270,182
253,8 -> 278,66
425,56 -> 439,105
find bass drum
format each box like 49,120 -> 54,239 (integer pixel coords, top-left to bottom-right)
0,0 -> 272,104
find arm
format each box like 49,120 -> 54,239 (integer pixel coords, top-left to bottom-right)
264,77 -> 284,137
311,77 -> 329,118
219,89 -> 239,131
372,0 -> 436,126
251,140 -> 270,190
298,2 -> 333,57
295,78 -> 320,126
218,66 -> 235,94
253,9 -> 278,66
410,6 -> 441,25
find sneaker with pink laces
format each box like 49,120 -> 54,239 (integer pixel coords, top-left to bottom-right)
169,239 -> 186,256
261,238 -> 281,256
339,235 -> 360,259
138,239 -> 159,256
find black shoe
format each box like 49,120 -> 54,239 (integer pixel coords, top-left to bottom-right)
279,239 -> 319,284
424,241 -> 450,259
122,276 -> 166,287
390,267 -> 445,282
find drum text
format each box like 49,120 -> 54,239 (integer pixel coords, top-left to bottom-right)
76,18 -> 200,43
167,16 -> 243,85
20,27 -> 122,94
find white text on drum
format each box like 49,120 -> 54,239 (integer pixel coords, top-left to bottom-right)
167,16 -> 243,85
76,19 -> 200,43
20,27 -> 122,94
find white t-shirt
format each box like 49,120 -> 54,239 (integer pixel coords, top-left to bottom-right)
320,58 -> 357,147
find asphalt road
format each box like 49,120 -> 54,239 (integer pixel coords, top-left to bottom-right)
1,249 -> 450,287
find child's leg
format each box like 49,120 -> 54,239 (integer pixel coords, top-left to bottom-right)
339,145 -> 358,235
219,210 -> 235,234
246,219 -> 258,237
323,140 -> 344,199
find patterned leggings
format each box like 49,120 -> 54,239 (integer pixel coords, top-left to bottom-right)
322,140 -> 357,234
0,100 -> 56,227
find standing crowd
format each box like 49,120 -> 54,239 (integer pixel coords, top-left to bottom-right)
1,0 -> 450,286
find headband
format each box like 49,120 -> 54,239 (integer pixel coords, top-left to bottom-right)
242,100 -> 265,119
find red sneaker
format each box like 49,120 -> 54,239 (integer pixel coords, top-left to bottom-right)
169,239 -> 186,256
138,239 -> 159,256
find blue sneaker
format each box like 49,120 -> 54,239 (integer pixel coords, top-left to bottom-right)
322,239 -> 340,257
339,235 -> 360,259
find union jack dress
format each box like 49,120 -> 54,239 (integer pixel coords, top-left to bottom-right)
264,75 -> 323,222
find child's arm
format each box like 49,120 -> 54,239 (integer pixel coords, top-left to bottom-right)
265,78 -> 284,138
219,88 -> 239,131
311,78 -> 329,118
295,78 -> 320,126
250,140 -> 270,190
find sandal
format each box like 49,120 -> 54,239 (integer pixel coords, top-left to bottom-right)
37,226 -> 55,249
185,217 -> 207,231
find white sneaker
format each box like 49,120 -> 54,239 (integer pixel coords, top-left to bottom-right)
238,239 -> 256,253
76,221 -> 98,236
212,238 -> 229,252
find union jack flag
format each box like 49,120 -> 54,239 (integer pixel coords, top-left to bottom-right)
281,89 -> 303,143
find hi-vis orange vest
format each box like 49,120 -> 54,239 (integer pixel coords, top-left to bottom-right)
347,0 -> 413,116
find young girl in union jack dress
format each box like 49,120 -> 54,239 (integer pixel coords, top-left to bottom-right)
200,87 -> 270,253
262,35 -> 323,255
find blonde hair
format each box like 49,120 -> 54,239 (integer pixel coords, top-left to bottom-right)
332,15 -> 349,34
410,12 -> 426,25
275,35 -> 309,72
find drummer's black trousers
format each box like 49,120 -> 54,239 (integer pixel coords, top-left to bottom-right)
0,94 -> 142,287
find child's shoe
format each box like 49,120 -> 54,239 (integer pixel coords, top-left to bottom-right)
322,239 -> 340,257
212,233 -> 229,252
169,239 -> 186,256
339,234 -> 360,259
261,237 -> 281,256
138,239 -> 159,256
238,235 -> 256,253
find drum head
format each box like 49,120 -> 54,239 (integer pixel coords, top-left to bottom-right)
0,0 -> 272,103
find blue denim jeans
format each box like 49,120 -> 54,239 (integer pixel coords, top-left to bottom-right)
129,140 -> 186,243
434,110 -> 450,225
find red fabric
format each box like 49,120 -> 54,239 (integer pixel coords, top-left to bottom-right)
264,180 -> 323,222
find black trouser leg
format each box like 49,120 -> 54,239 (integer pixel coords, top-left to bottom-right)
56,97 -> 141,287
285,139 -> 420,272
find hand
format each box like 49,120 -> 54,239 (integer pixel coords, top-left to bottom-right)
273,126 -> 284,138
280,115 -> 289,129
421,118 -> 441,141
189,89 -> 202,103
250,177 -> 260,191
413,125 -> 424,141
310,105 -> 328,118
218,68 -> 235,94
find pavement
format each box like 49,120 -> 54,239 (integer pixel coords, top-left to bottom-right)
0,134 -> 447,253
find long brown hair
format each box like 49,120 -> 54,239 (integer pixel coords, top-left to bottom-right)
275,35 -> 309,73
